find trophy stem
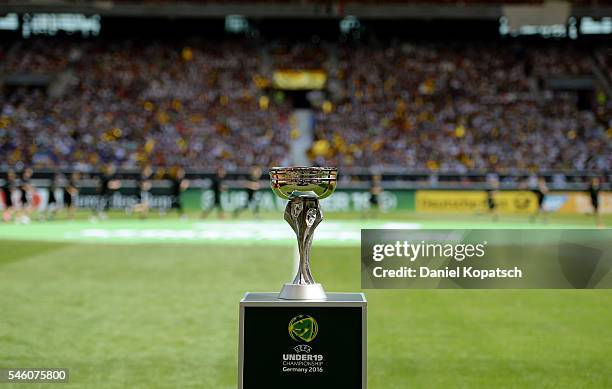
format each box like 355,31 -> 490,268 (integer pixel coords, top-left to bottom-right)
279,194 -> 327,300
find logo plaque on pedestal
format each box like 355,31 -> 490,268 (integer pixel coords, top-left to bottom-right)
238,167 -> 367,389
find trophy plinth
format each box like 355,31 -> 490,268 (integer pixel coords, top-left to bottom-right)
269,167 -> 338,300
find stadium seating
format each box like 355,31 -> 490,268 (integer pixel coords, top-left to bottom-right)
0,38 -> 610,172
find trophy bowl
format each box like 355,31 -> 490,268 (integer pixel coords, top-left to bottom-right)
269,166 -> 338,200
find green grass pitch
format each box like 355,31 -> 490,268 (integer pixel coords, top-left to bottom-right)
0,211 -> 611,388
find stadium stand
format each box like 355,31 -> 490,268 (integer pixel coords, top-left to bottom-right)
0,38 -> 610,173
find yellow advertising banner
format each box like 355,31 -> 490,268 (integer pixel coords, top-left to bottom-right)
415,190 -> 481,213
272,69 -> 327,90
416,190 -> 612,214
415,190 -> 537,214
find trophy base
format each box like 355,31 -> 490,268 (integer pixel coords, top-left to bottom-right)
278,283 -> 327,300
238,292 -> 367,389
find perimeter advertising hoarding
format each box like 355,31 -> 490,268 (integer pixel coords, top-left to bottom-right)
7,187 -> 610,214
415,190 -> 612,214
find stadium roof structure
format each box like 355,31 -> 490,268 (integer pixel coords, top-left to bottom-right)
0,0 -> 611,19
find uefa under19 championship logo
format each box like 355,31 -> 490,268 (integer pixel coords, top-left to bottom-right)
288,315 -> 318,343
282,315 -> 325,374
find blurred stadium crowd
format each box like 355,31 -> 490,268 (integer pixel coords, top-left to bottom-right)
0,38 -> 611,172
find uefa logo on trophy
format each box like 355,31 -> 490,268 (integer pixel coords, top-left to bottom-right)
269,166 -> 338,300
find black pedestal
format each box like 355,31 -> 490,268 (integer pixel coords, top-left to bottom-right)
238,292 -> 367,389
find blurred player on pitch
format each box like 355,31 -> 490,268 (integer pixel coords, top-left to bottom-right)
365,173 -> 383,219
48,172 -> 80,220
16,167 -> 35,224
486,176 -> 499,221
64,172 -> 80,220
170,166 -> 190,219
134,165 -> 153,219
530,177 -> 549,223
233,166 -> 262,218
44,172 -> 62,220
93,164 -> 121,221
588,177 -> 603,227
1,170 -> 17,222
202,166 -> 227,219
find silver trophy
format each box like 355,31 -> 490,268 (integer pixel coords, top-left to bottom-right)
269,166 -> 338,300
